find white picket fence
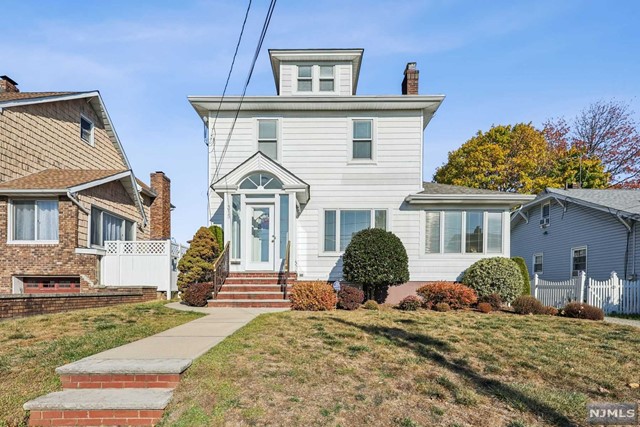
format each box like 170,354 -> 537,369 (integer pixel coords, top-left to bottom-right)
101,240 -> 188,299
532,271 -> 640,314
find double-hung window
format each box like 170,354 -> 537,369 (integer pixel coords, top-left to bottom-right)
352,120 -> 372,160
12,200 -> 59,242
297,66 -> 313,92
91,207 -> 135,247
296,65 -> 335,93
323,209 -> 387,252
541,202 -> 550,226
425,210 -> 503,254
533,253 -> 543,274
80,115 -> 94,145
571,247 -> 587,276
257,119 -> 278,160
319,65 -> 335,92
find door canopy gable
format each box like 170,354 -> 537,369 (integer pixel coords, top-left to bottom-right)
212,152 -> 310,203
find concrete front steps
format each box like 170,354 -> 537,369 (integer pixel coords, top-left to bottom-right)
207,272 -> 294,308
24,358 -> 190,426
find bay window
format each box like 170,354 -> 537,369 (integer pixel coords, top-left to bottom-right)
425,210 -> 504,255
11,200 -> 59,242
91,207 -> 135,247
323,209 -> 388,252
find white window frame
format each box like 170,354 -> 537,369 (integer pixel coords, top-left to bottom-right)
541,202 -> 550,226
318,65 -> 335,92
90,206 -> 137,248
254,117 -> 282,161
347,117 -> 377,164
320,208 -> 389,255
80,114 -> 95,146
570,246 -> 587,277
7,198 -> 60,244
293,64 -> 338,95
422,210 -> 505,256
533,253 -> 543,274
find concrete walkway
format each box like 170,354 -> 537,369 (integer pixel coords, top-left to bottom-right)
604,316 -> 640,328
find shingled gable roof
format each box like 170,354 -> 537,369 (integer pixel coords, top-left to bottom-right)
0,169 -> 126,191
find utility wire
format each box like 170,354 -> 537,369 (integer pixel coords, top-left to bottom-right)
213,0 -> 277,180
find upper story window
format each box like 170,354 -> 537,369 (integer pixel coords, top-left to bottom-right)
91,207 -> 135,247
540,202 -> 550,227
296,65 -> 336,93
352,120 -> 372,160
11,200 -> 59,242
258,119 -> 278,160
80,115 -> 94,146
425,210 -> 503,254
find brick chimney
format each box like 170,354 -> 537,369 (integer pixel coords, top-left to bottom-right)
401,62 -> 419,95
150,171 -> 171,240
0,75 -> 19,93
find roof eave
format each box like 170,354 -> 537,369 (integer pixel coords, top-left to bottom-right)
405,193 -> 536,207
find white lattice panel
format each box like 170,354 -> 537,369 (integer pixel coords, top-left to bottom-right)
105,242 -> 118,254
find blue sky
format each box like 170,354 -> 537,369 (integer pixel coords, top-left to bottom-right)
2,0 -> 639,243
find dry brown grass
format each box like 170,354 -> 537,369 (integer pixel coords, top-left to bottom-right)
162,309 -> 640,427
0,301 -> 202,427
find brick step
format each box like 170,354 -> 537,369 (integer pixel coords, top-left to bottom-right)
55,358 -> 190,390
24,389 -> 172,426
224,277 -> 285,285
221,284 -> 292,292
228,272 -> 297,278
216,292 -> 286,300
207,299 -> 291,308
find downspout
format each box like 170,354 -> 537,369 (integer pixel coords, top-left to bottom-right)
67,191 -> 89,215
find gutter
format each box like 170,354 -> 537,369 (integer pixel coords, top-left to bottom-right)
66,190 -> 90,215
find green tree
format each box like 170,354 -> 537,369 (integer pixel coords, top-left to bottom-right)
208,225 -> 224,251
177,227 -> 220,292
434,124 -> 557,194
549,147 -> 610,189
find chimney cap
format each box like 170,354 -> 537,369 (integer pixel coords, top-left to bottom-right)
1,75 -> 18,86
405,62 -> 417,71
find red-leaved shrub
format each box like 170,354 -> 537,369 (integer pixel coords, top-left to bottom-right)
562,302 -> 604,320
417,282 -> 478,309
398,295 -> 422,311
543,306 -> 559,316
434,302 -> 450,312
512,295 -> 545,315
477,302 -> 492,313
182,282 -> 212,307
337,285 -> 365,310
478,293 -> 502,311
289,282 -> 337,311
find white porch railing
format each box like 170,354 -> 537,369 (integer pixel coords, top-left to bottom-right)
101,240 -> 188,299
532,271 -> 640,314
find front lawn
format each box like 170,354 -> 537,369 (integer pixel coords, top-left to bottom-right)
0,301 -> 202,427
162,309 -> 639,427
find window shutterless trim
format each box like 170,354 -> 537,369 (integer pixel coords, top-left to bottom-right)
90,205 -> 137,248
533,252 -> 543,274
80,114 -> 95,146
423,210 -> 504,255
348,117 -> 376,163
570,246 -> 587,276
7,198 -> 59,244
320,208 -> 389,255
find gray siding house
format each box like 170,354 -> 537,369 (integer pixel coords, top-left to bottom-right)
511,188 -> 640,281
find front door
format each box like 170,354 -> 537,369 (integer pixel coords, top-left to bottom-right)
245,204 -> 275,271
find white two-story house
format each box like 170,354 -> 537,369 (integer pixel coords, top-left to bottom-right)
189,48 -> 532,304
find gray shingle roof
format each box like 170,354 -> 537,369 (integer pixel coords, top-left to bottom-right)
545,188 -> 640,216
420,182 -> 510,195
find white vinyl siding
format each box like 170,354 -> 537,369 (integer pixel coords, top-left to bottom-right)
10,200 -> 59,242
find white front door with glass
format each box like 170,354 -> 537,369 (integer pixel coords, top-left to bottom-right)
245,204 -> 275,270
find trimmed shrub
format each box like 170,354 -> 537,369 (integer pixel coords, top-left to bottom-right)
363,300 -> 379,310
177,227 -> 220,293
511,256 -> 531,295
209,225 -> 224,251
342,229 -> 409,303
512,295 -> 545,315
337,286 -> 365,310
462,257 -> 522,303
434,302 -> 450,312
477,302 -> 492,313
543,306 -> 559,316
290,282 -> 337,311
562,302 -> 604,321
478,293 -> 502,311
397,295 -> 421,311
182,282 -> 212,307
416,282 -> 478,309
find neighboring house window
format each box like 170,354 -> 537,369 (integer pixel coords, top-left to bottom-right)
540,202 -> 550,226
258,119 -> 278,160
91,207 -> 135,247
352,120 -> 372,160
80,115 -> 94,145
571,247 -> 587,276
323,209 -> 388,252
11,200 -> 59,242
297,65 -> 313,92
425,210 -> 504,255
533,253 -> 543,274
319,65 -> 335,92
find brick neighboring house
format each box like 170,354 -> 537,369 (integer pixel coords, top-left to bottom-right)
0,75 -> 172,294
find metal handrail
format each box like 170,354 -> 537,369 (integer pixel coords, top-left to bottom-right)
212,242 -> 231,300
281,241 -> 291,300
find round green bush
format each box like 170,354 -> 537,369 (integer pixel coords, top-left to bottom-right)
462,257 -> 522,303
342,228 -> 409,302
363,300 -> 379,310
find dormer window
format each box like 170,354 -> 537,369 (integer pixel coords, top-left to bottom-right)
80,115 -> 94,146
296,65 -> 336,93
297,66 -> 312,92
